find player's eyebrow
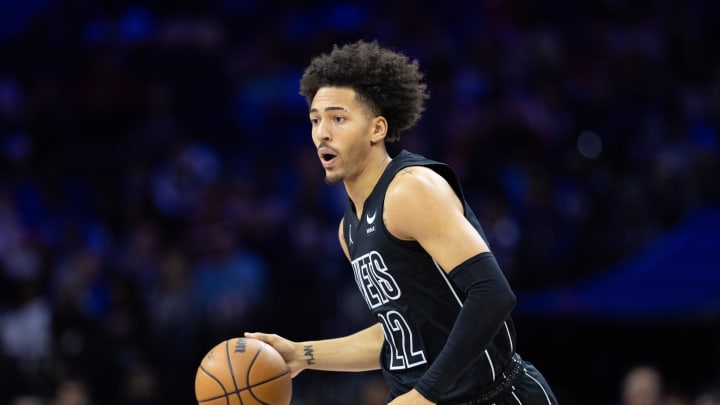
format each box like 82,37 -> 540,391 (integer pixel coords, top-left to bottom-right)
309,106 -> 349,113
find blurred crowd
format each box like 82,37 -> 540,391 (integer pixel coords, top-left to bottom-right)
615,365 -> 720,405
0,0 -> 718,404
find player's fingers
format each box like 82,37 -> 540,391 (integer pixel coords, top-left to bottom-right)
244,331 -> 269,341
244,331 -> 282,344
245,332 -> 293,357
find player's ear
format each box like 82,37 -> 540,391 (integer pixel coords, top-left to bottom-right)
370,116 -> 388,144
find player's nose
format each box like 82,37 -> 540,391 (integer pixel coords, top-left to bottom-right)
314,119 -> 332,142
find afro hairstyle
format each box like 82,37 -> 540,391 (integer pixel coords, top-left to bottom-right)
299,40 -> 429,142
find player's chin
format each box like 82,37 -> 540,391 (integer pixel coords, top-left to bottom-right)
324,172 -> 343,185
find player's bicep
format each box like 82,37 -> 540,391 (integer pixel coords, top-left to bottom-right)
385,168 -> 489,272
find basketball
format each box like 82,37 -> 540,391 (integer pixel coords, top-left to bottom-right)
195,337 -> 292,405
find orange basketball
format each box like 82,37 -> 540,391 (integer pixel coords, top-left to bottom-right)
195,337 -> 292,405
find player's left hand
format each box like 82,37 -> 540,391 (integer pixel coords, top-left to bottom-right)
387,389 -> 435,404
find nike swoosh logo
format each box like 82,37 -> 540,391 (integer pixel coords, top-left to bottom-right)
366,211 -> 377,225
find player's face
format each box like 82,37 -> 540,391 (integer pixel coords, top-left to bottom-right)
309,87 -> 375,185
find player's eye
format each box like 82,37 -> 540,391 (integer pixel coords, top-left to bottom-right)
333,115 -> 345,124
309,117 -> 320,126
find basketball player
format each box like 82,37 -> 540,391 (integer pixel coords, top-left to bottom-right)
246,40 -> 557,404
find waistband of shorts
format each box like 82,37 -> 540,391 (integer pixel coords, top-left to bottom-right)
447,353 -> 524,405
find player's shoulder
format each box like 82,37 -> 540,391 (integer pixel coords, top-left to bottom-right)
387,165 -> 450,199
383,164 -> 461,240
385,165 -> 457,220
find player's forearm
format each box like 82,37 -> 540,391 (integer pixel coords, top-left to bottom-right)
298,323 -> 383,372
415,252 -> 516,402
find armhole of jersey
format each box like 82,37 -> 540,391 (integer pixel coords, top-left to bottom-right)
339,217 -> 348,252
342,202 -> 359,252
429,163 -> 467,215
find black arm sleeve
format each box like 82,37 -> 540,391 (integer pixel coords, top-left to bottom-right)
413,252 -> 517,402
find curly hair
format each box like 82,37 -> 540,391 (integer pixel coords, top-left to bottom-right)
299,40 -> 429,142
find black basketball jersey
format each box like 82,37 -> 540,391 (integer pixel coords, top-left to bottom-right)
343,150 -> 517,403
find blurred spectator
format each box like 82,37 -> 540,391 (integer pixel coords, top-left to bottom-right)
118,363 -> 159,405
0,276 -> 52,373
357,374 -> 390,405
695,390 -> 720,405
190,222 -> 268,342
52,377 -> 91,405
620,365 -> 663,405
663,392 -> 692,405
146,249 -> 201,403
11,397 -> 47,405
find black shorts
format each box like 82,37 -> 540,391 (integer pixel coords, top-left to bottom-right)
496,360 -> 557,405
445,356 -> 558,405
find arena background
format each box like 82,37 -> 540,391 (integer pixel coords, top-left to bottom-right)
0,1 -> 718,404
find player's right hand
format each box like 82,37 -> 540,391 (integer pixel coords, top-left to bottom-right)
244,332 -> 306,378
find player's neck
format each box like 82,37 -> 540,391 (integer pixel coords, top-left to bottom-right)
344,150 -> 392,218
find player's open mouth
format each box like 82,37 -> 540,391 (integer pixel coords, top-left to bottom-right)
318,147 -> 337,168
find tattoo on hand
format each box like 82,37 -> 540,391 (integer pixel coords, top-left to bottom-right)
304,345 -> 315,365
